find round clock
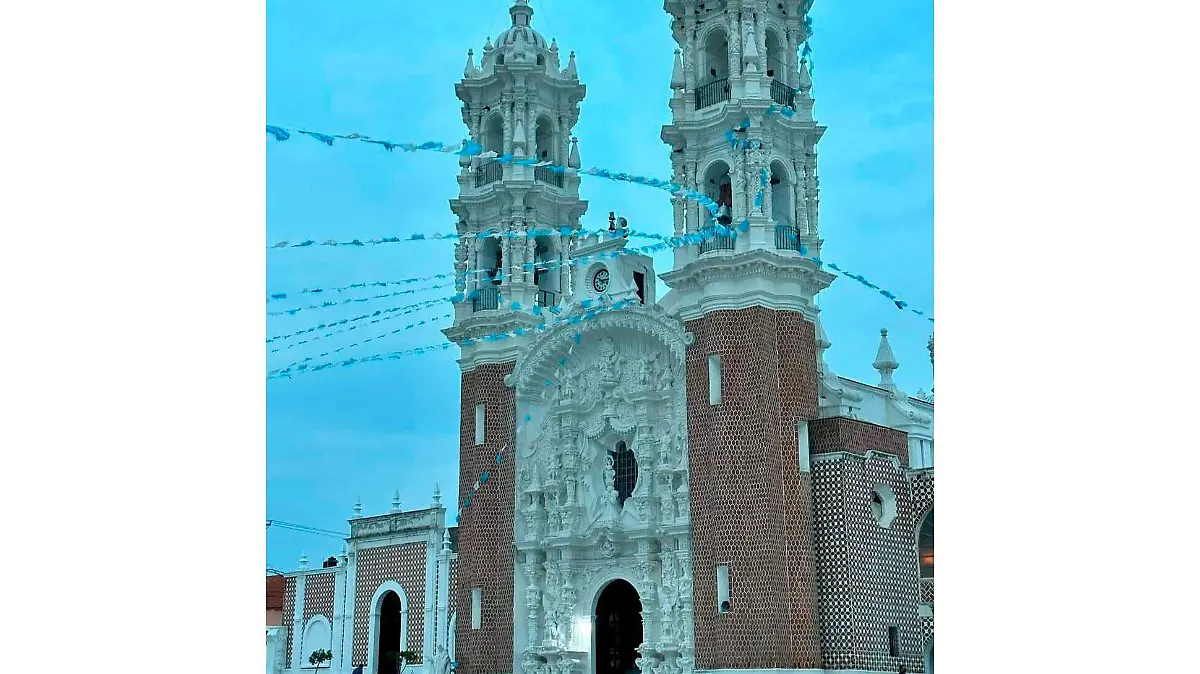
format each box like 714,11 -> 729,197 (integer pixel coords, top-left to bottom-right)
592,268 -> 610,293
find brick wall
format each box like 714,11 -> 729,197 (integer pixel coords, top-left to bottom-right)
352,542 -> 429,666
303,571 -> 336,623
283,576 -> 296,668
454,362 -> 517,674
809,416 -> 909,465
684,307 -> 823,669
812,452 -> 924,672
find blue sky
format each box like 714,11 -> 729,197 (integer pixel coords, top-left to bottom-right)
266,0 -> 932,571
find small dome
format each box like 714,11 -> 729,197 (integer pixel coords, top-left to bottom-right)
495,0 -> 548,50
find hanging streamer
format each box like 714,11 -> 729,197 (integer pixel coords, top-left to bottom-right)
267,283 -> 452,316
269,313 -> 453,362
269,295 -> 627,380
266,296 -> 450,344
266,125 -> 484,158
267,274 -> 455,302
267,225 -> 678,251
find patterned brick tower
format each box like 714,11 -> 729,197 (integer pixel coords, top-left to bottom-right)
443,3 -> 587,674
658,0 -> 833,669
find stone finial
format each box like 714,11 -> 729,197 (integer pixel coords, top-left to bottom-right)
928,333 -> 935,369
568,136 -> 581,169
433,483 -> 443,507
464,49 -> 477,78
483,36 -> 493,52
340,542 -> 349,563
550,37 -> 558,52
798,59 -> 812,95
873,328 -> 900,390
298,552 -> 309,570
742,23 -> 760,73
442,529 -> 452,552
352,497 -> 363,519
815,316 -> 831,371
670,48 -> 685,90
513,115 -> 527,155
564,50 -> 578,79
391,490 -> 402,513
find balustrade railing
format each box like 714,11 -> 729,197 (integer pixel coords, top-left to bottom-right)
695,78 -> 731,110
699,232 -> 736,255
534,165 -> 564,188
774,223 -> 804,252
471,286 -> 500,312
474,159 -> 502,188
771,78 -> 796,108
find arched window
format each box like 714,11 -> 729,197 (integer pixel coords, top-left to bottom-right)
496,53 -> 505,66
769,160 -> 792,227
536,53 -> 545,67
919,511 -> 934,578
764,28 -> 785,80
534,116 -> 556,163
610,441 -> 637,506
703,161 -> 732,224
701,28 -> 729,81
483,115 -> 505,155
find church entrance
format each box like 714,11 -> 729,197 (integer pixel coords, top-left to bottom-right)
594,579 -> 643,674
375,591 -> 403,674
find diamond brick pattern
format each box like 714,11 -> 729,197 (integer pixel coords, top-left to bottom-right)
684,307 -> 822,670
303,572 -> 336,623
283,577 -> 296,668
449,557 -> 459,617
809,416 -> 910,465
352,543 -> 428,667
455,362 -> 517,674
812,452 -> 925,672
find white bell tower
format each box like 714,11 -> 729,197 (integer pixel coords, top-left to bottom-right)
445,0 -> 589,366
659,0 -> 831,319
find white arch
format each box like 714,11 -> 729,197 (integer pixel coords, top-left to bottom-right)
584,575 -> 647,674
366,581 -> 410,674
300,614 -> 333,667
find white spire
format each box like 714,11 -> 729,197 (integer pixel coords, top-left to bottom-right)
340,542 -> 349,563
513,115 -> 527,155
742,23 -> 760,74
483,36 -> 493,52
352,497 -> 363,519
670,48 -> 685,90
798,59 -> 812,95
441,528 -> 452,553
873,328 -> 900,390
564,50 -> 578,79
815,315 -> 831,371
298,552 -> 309,570
464,49 -> 477,78
568,136 -> 580,169
391,490 -> 402,513
433,483 -> 442,508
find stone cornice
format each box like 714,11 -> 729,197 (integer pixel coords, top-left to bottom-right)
659,248 -> 833,321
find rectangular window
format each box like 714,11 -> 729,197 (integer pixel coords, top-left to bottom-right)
474,403 -> 486,446
716,565 -> 730,613
708,354 -> 722,405
888,626 -> 900,657
797,420 -> 810,472
634,272 -> 646,304
471,588 -> 482,629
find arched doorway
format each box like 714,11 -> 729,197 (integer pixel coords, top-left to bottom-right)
375,590 -> 404,674
595,579 -> 643,674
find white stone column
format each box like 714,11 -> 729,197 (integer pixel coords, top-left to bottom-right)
423,533 -> 437,671
343,549 -> 359,672
332,569 -> 346,674
435,537 -> 451,653
291,574 -> 307,674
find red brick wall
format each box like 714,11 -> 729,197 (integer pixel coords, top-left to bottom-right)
352,543 -> 428,666
684,307 -> 823,669
809,417 -> 909,465
455,362 -> 517,674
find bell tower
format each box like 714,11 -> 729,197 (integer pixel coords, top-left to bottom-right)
444,4 -> 587,674
658,1 -> 834,671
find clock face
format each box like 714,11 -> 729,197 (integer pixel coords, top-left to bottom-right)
592,268 -> 610,293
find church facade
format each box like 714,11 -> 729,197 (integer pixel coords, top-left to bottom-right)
269,2 -> 934,674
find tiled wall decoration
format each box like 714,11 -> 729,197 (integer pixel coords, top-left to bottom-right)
454,362 -> 517,674
303,572 -> 336,623
352,542 -> 428,666
684,307 -> 823,670
812,452 -> 925,672
283,577 -> 296,668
